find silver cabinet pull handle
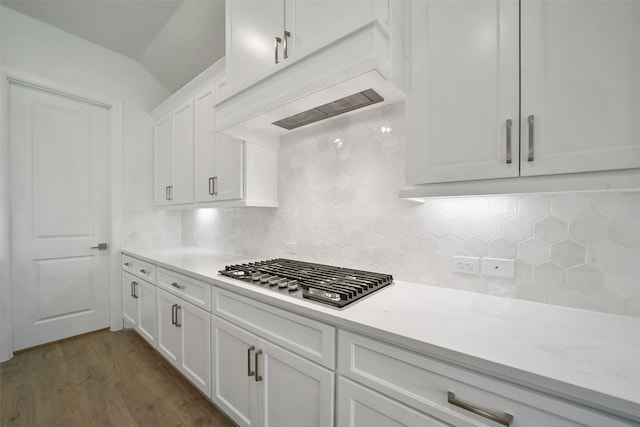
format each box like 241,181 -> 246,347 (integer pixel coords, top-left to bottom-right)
274,36 -> 282,64
527,114 -> 535,162
175,305 -> 181,327
171,282 -> 185,290
166,185 -> 170,200
171,303 -> 177,326
130,281 -> 136,298
247,345 -> 256,376
124,262 -> 132,267
140,269 -> 148,274
505,119 -> 512,164
133,282 -> 139,299
254,349 -> 263,381
209,177 -> 218,195
90,243 -> 108,250
283,30 -> 291,59
448,392 -> 513,426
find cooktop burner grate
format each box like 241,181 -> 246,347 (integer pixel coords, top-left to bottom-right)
219,258 -> 393,308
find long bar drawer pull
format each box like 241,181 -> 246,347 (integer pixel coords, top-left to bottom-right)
527,114 -> 535,162
505,119 -> 512,164
254,349 -> 263,382
447,392 -> 513,426
247,345 -> 255,376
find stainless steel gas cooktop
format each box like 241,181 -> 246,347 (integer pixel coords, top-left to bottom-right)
219,258 -> 393,308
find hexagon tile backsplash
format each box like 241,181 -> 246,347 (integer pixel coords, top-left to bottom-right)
182,102 -> 640,318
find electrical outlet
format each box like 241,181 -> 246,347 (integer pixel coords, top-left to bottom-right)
284,241 -> 297,255
451,256 -> 480,275
481,258 -> 515,278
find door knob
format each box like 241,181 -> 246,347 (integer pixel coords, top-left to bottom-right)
90,243 -> 108,250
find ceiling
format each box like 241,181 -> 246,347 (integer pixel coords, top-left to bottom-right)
1,0 -> 226,93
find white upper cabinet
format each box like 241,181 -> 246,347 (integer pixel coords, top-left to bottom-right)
194,81 -> 244,203
154,99 -> 194,206
226,0 -> 284,90
152,66 -> 278,209
225,0 -> 385,92
405,0 -> 519,184
404,0 -> 640,197
520,0 -> 640,176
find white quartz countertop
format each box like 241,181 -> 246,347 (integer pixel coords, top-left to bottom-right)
122,246 -> 640,421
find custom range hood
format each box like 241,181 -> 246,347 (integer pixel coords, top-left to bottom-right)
214,17 -> 405,144
271,88 -> 385,131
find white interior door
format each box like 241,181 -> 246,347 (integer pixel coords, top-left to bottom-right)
10,82 -> 110,351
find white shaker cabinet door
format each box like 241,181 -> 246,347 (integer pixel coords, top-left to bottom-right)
285,0 -> 380,57
171,100 -> 195,205
226,0 -> 284,90
180,301 -> 211,396
406,0 -> 519,185
211,316 -> 259,427
156,289 -> 181,366
122,271 -> 139,328
136,279 -> 157,347
214,134 -> 244,202
194,82 -> 244,203
520,0 -> 640,176
257,339 -> 334,427
154,99 -> 194,206
154,115 -> 173,206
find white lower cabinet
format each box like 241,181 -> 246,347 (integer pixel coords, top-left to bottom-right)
211,288 -> 335,427
211,316 -> 334,427
157,288 -> 211,396
337,330 -> 635,427
121,270 -> 156,346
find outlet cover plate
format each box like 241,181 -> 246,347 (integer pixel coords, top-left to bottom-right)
451,256 -> 480,275
284,241 -> 297,255
481,258 -> 515,278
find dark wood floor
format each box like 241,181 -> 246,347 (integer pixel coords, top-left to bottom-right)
0,328 -> 236,427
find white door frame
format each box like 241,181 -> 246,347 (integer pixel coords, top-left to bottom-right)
0,67 -> 124,361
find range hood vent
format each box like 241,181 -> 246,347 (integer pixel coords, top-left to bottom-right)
271,89 -> 384,130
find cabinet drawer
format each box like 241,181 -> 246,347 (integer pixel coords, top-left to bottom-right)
213,287 -> 335,369
337,376 -> 450,427
135,260 -> 156,283
121,254 -> 137,274
338,330 -> 633,427
157,268 -> 211,311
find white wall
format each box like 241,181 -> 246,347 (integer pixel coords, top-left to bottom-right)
183,102 -> 640,318
0,6 -> 181,360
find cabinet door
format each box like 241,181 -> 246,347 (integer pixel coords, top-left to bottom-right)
154,115 -> 173,206
520,0 -> 640,176
286,0 -> 381,57
211,316 -> 259,427
226,0 -> 284,90
405,0 -> 519,185
180,301 -> 211,396
156,289 -> 181,366
195,83 -> 217,203
122,271 -> 138,327
337,377 -> 450,427
137,279 -> 156,346
194,84 -> 243,203
171,99 -> 194,204
214,134 -> 244,201
257,339 -> 334,427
